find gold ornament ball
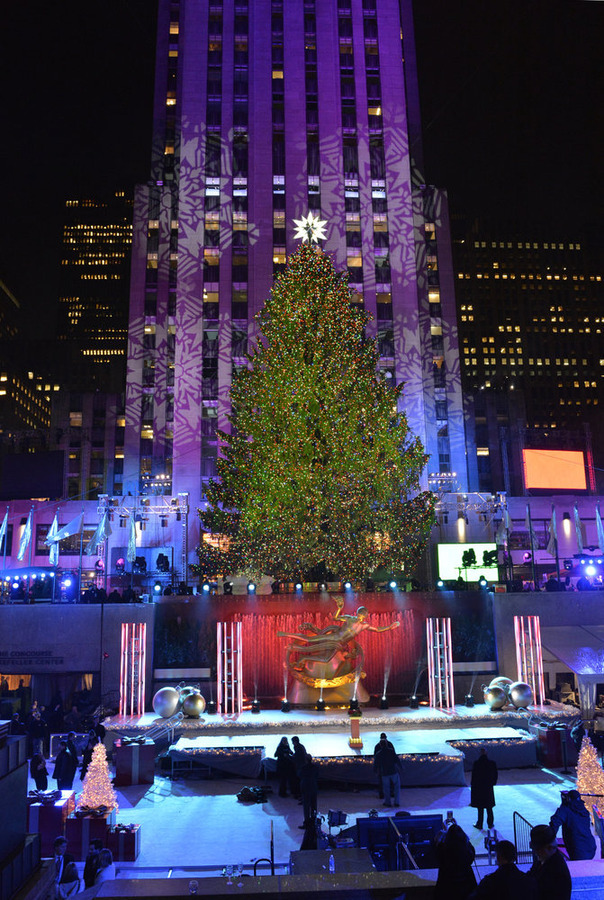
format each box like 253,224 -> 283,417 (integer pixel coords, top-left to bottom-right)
182,692 -> 206,718
489,676 -> 514,695
179,685 -> 198,704
509,681 -> 533,709
483,685 -> 507,710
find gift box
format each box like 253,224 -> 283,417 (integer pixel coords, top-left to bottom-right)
107,825 -> 141,861
113,739 -> 156,786
65,811 -> 116,859
27,791 -> 75,856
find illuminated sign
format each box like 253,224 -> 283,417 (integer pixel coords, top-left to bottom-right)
437,542 -> 498,583
522,449 -> 586,491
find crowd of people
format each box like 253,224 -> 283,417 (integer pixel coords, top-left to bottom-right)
53,836 -> 115,898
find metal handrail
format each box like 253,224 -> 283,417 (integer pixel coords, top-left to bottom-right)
513,811 -> 534,865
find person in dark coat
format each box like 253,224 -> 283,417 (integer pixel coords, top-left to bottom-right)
434,822 -> 477,900
83,838 -> 104,889
529,824 -> 572,900
66,731 -> 79,771
80,735 -> 97,781
549,789 -> 596,860
30,752 -> 49,791
374,736 -> 401,807
470,748 -> 498,829
53,835 -> 79,898
92,716 -> 106,743
53,740 -> 77,790
469,839 -> 537,900
274,737 -> 296,798
373,732 -> 395,799
291,735 -> 307,799
298,754 -> 318,829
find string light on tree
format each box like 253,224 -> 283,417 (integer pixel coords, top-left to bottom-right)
193,243 -> 434,583
576,734 -> 604,818
77,742 -> 118,813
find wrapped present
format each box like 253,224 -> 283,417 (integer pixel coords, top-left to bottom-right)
65,810 -> 116,859
107,825 -> 141,861
113,739 -> 155,786
27,790 -> 75,856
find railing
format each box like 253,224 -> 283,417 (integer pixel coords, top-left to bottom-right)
513,811 -> 534,865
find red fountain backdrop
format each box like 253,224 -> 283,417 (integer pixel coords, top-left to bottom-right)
232,608 -> 422,698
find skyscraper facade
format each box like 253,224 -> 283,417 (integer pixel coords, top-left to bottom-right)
123,0 -> 468,537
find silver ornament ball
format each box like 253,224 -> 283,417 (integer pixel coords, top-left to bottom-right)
182,692 -> 206,718
488,676 -> 514,695
153,686 -> 180,718
509,681 -> 533,709
179,685 -> 198,704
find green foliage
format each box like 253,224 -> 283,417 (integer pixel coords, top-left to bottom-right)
194,244 -> 434,581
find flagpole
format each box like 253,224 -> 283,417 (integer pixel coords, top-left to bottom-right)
77,504 -> 85,603
527,504 -> 539,590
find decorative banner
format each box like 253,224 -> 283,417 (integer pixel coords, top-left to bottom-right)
524,504 -> 539,555
574,503 -> 584,554
596,502 -> 604,555
546,507 -> 557,558
85,511 -> 112,556
127,516 -> 137,563
0,508 -> 8,551
17,508 -> 33,561
46,512 -> 60,567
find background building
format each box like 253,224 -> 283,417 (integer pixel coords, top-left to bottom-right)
121,0 -> 470,548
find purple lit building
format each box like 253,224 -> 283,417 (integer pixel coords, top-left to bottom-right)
123,0 -> 469,552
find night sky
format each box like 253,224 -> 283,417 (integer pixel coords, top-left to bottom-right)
1,0 -> 603,337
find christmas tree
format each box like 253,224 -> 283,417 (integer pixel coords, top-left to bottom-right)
576,734 -> 604,818
77,743 -> 118,812
195,243 -> 434,582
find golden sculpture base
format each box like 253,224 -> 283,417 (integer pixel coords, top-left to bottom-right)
286,679 -> 370,706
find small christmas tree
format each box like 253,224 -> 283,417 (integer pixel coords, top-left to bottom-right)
576,734 -> 604,819
77,743 -> 118,812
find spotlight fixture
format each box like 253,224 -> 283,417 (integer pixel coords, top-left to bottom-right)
409,695 -> 419,709
348,698 -> 361,717
436,579 -> 444,589
202,581 -> 211,593
389,580 -> 397,590
379,696 -> 389,710
251,698 -> 261,714
464,693 -> 475,708
281,699 -> 291,713
159,516 -> 168,527
247,581 -> 256,593
478,576 -> 489,590
315,698 -> 326,712
153,581 -> 162,594
295,582 -> 303,591
206,700 -> 217,715
318,582 -> 327,591
343,581 -> 352,590
223,581 -> 233,595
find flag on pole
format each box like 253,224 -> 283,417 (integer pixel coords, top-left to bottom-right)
51,512 -> 84,543
84,511 -> 112,556
17,509 -> 33,561
546,507 -> 557,558
127,516 -> 137,563
496,506 -> 511,546
525,504 -> 539,554
596,502 -> 604,555
46,513 -> 60,567
0,509 -> 7,553
574,503 -> 584,554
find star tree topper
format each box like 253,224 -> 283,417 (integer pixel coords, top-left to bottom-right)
293,212 -> 328,244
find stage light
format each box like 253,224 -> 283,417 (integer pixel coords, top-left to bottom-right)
389,580 -> 397,590
295,582 -> 302,591
116,558 -> 125,574
202,581 -> 211,592
316,698 -> 326,711
159,516 -> 168,527
31,574 -> 37,580
206,700 -> 217,715
409,695 -> 419,709
478,576 -> 489,590
586,565 -> 596,577
11,581 -> 18,590
327,810 -> 348,829
251,698 -> 261,714
379,696 -> 389,710
153,581 -> 162,594
436,579 -> 444,589
465,693 -> 475,708
247,581 -> 256,593
223,581 -> 233,595
281,699 -> 291,713
523,552 -> 532,562
63,578 -> 72,588
348,698 -> 361,717
343,581 -> 352,590
318,582 -> 327,591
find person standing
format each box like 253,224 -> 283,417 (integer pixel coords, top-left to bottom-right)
529,824 -> 572,900
53,836 -> 79,899
471,748 -> 498,829
373,732 -> 394,799
83,839 -> 104,889
298,754 -> 318,829
468,839 -> 537,899
53,740 -> 77,791
274,737 -> 296,798
374,735 -> 401,808
291,735 -> 307,799
549,789 -> 596,860
80,735 -> 97,782
434,822 -> 477,900
30,752 -> 49,791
